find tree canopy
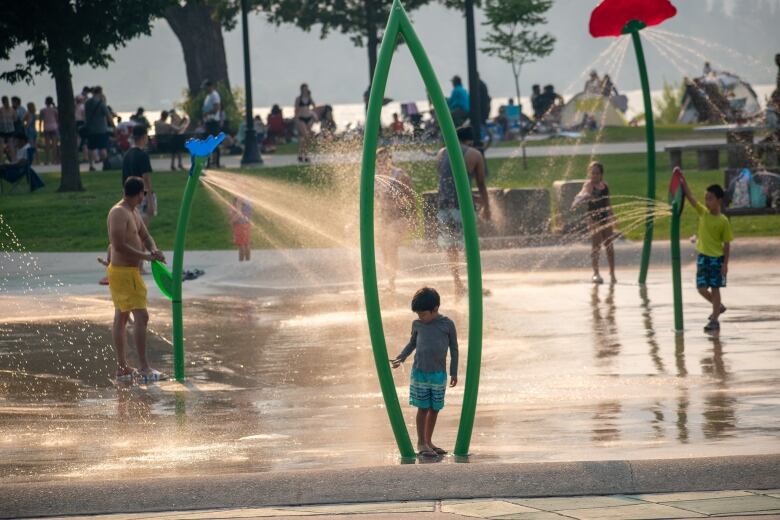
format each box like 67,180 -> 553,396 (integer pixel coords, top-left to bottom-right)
1,0 -> 170,191
481,0 -> 555,103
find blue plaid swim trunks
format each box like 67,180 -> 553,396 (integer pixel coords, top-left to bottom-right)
696,253 -> 726,289
409,368 -> 447,411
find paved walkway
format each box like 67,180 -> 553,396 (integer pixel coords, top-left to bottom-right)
38,489 -> 780,519
32,138 -> 722,174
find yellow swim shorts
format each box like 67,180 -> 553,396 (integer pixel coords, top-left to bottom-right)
107,264 -> 147,312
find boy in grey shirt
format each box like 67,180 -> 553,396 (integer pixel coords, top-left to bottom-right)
391,287 -> 458,457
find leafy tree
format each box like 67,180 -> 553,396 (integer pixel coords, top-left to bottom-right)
481,0 -> 555,104
258,0 -> 432,86
655,81 -> 684,125
0,0 -> 169,191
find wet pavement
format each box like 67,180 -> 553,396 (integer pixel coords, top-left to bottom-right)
1,249 -> 779,485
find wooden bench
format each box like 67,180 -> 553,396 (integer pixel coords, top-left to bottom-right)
153,133 -> 198,154
665,143 -> 726,170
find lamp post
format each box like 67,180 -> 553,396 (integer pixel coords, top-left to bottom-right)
240,0 -> 262,166
464,0 -> 482,147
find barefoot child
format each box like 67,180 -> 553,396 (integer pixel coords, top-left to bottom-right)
573,161 -> 618,284
391,287 -> 458,457
680,177 -> 733,332
230,196 -> 252,261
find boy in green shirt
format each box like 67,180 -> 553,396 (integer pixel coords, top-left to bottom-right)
681,178 -> 734,333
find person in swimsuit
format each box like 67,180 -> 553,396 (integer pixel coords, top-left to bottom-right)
106,177 -> 166,381
572,161 -> 618,284
39,97 -> 59,165
436,126 -> 491,296
294,83 -> 317,163
376,147 -> 416,292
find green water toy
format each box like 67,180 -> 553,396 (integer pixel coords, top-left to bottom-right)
153,133 -> 225,382
668,166 -> 685,332
360,0 -> 484,459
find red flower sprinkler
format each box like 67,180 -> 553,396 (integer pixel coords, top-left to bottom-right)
590,0 -> 677,285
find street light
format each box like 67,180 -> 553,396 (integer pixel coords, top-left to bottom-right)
464,0 -> 483,148
240,0 -> 262,166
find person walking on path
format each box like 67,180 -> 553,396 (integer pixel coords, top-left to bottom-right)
39,97 -> 59,165
376,147 -> 416,292
0,96 -> 17,162
201,80 -> 222,167
84,86 -> 111,171
23,102 -> 37,162
680,175 -> 733,333
106,177 -> 166,381
391,287 -> 458,458
294,83 -> 317,163
122,125 -> 156,227
572,161 -> 618,284
436,126 -> 491,296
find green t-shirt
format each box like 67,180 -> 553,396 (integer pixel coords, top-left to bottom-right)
694,202 -> 733,257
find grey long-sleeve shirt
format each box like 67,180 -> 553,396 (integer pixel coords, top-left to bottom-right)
396,315 -> 459,377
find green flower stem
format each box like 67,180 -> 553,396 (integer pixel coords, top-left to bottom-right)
171,155 -> 208,382
671,200 -> 684,332
629,28 -> 656,286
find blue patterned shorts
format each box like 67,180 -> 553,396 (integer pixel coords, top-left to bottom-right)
409,368 -> 447,410
696,254 -> 726,288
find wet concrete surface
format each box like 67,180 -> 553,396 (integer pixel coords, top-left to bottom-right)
1,251 -> 779,485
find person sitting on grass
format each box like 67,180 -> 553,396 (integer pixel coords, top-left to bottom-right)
680,176 -> 733,333
391,287 -> 458,458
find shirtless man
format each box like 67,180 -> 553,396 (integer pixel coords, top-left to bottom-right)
106,177 -> 166,380
436,126 -> 491,295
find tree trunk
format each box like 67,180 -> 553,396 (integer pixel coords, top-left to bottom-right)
50,46 -> 82,192
165,0 -> 231,97
512,62 -> 521,105
365,0 -> 378,86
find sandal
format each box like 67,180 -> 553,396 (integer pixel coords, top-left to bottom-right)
417,449 -> 438,458
116,368 -> 138,382
138,369 -> 167,383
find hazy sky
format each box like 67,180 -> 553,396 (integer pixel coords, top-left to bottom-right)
1,0 -> 778,112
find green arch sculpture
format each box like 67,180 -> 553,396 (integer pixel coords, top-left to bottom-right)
360,0 -> 484,459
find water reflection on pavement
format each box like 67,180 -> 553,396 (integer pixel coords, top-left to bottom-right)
1,265 -> 779,484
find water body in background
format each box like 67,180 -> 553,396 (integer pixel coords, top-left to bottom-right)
120,85 -> 774,135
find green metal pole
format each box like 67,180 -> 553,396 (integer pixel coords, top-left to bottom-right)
397,10 -> 484,458
359,5 -> 414,459
360,0 -> 484,459
671,200 -> 683,332
629,27 -> 656,286
171,155 -> 208,381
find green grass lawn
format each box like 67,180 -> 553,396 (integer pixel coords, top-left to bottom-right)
2,151 -> 778,252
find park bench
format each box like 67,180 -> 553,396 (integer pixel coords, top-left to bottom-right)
665,143 -> 726,171
153,132 -> 198,154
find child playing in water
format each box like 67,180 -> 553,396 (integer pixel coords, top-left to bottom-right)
230,196 -> 252,261
572,161 -> 618,284
680,176 -> 733,333
391,287 -> 458,457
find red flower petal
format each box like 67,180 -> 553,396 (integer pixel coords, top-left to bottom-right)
589,0 -> 677,38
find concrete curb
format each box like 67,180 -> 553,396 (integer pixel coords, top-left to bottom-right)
2,454 -> 778,518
